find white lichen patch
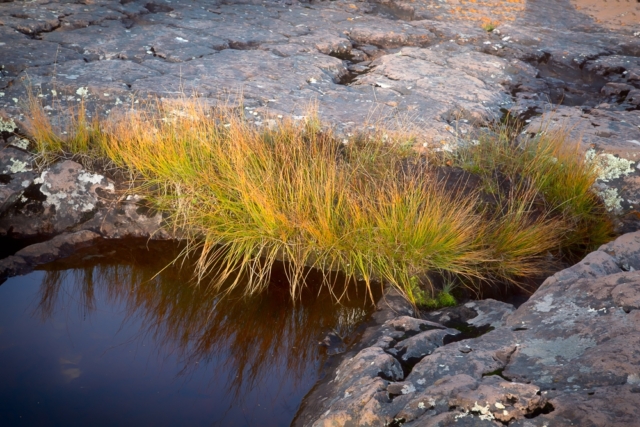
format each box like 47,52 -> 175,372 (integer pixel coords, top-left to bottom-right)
585,149 -> 635,182
78,171 -> 106,186
0,117 -> 16,133
470,402 -> 495,421
595,187 -> 624,212
520,335 -> 596,365
534,294 -> 554,312
454,410 -> 469,420
75,87 -> 89,98
9,137 -> 29,150
401,383 -> 416,395
3,158 -> 32,174
584,150 -> 636,212
627,373 -> 640,385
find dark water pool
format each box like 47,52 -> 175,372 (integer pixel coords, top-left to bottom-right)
0,241 -> 377,427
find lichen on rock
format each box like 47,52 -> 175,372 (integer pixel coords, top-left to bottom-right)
586,149 -> 635,182
0,116 -> 16,133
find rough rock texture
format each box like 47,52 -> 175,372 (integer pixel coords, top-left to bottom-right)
295,231 -> 640,426
14,229 -> 100,265
0,141 -> 35,214
0,153 -> 171,240
1,0 -> 638,225
0,0 -> 638,423
0,230 -> 101,280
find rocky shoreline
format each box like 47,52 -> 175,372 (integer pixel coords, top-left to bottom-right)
293,231 -> 640,426
2,0 -> 640,426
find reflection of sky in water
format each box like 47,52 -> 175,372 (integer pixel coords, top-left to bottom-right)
0,242 -> 376,427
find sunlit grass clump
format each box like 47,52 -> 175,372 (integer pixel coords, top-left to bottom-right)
26,95 -> 614,304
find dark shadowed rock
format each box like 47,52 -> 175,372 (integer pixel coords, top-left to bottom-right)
0,255 -> 28,281
15,230 -> 101,265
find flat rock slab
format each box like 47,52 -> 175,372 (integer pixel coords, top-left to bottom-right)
0,2 -> 639,423
0,0 -> 638,226
14,229 -> 101,265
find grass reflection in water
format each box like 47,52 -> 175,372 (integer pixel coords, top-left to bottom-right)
35,240 -> 377,399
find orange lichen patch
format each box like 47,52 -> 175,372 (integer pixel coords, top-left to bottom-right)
434,0 -> 525,23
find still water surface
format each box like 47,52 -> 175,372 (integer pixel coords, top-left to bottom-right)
0,241 -> 377,427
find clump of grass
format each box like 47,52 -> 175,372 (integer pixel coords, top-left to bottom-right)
481,20 -> 499,32
450,122 -> 614,261
26,90 -> 107,167
24,94 -> 614,304
409,277 -> 457,309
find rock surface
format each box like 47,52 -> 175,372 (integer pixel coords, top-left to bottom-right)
0,230 -> 101,280
0,1 -> 638,424
1,0 -> 639,222
294,231 -> 640,426
0,151 -> 171,239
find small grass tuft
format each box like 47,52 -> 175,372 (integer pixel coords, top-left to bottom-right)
481,20 -> 499,32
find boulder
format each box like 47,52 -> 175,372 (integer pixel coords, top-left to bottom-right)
0,160 -> 114,237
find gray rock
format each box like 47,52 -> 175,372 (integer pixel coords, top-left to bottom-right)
15,230 -> 101,265
81,194 -> 171,240
0,255 -> 28,281
25,160 -> 114,234
0,145 -> 35,214
0,0 -> 636,191
1,1 -> 639,425
389,328 -> 459,364
465,299 -> 515,329
301,231 -> 640,426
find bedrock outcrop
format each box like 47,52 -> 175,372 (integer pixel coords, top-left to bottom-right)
1,0 -> 640,225
0,1 -> 639,423
294,231 -> 640,426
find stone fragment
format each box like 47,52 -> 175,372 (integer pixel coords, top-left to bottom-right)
464,299 -> 515,329
0,146 -> 35,214
15,230 -> 101,265
389,328 -> 459,364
